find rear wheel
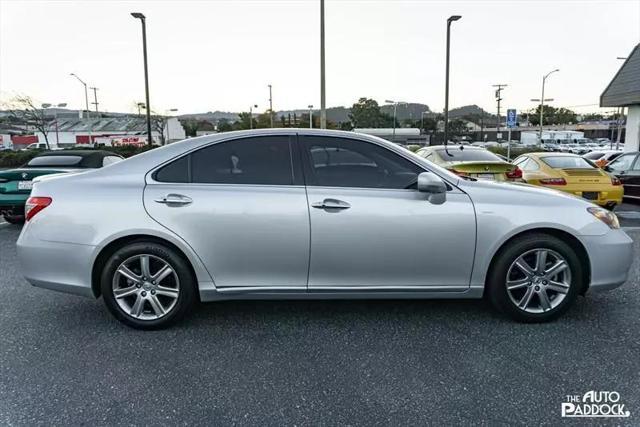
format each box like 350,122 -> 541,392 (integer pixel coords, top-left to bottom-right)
100,241 -> 196,329
2,214 -> 24,225
487,234 -> 583,322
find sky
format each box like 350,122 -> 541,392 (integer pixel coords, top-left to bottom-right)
1,0 -> 639,117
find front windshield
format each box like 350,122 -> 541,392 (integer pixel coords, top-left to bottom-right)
541,156 -> 595,169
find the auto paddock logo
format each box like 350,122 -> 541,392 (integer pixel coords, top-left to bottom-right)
561,391 -> 630,418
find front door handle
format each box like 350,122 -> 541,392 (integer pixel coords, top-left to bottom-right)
154,194 -> 193,206
311,198 -> 351,210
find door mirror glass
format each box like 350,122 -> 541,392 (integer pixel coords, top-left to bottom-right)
417,172 -> 447,205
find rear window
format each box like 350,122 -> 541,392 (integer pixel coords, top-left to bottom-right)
541,156 -> 595,169
27,155 -> 83,167
583,152 -> 604,160
435,149 -> 501,162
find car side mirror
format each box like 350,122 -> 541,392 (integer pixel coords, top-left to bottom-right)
417,172 -> 447,205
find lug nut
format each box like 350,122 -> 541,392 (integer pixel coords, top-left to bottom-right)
141,291 -> 147,297
136,284 -> 141,288
151,290 -> 156,295
152,281 -> 156,285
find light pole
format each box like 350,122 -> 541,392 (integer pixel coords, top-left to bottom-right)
531,69 -> 559,143
443,15 -> 461,147
70,73 -> 93,144
41,103 -> 67,147
308,105 -> 314,128
249,104 -> 258,129
267,84 -> 274,128
385,100 -> 407,142
131,12 -> 153,146
420,111 -> 428,133
320,0 -> 326,129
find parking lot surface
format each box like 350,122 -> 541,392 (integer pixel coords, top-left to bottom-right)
1,221 -> 639,425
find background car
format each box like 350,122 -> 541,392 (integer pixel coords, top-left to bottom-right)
0,150 -> 123,223
513,152 -> 623,209
603,152 -> 640,201
415,145 -> 522,181
583,150 -> 624,168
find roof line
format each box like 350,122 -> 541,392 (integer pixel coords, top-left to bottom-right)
600,43 -> 639,107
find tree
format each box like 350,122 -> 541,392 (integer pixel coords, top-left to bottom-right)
448,119 -> 469,136
151,112 -> 168,145
3,96 -> 53,149
349,98 -> 384,128
180,119 -> 199,137
217,119 -> 233,133
528,105 -> 576,125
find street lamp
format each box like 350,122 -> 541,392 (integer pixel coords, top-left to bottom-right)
41,103 -> 67,147
308,105 -> 314,129
531,68 -> 559,143
131,12 -> 153,145
443,15 -> 461,148
249,104 -> 258,129
69,73 -> 90,118
320,0 -> 326,129
385,100 -> 407,142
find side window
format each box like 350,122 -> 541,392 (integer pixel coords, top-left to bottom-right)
301,136 -> 423,189
155,155 -> 190,183
608,154 -> 636,172
523,159 -> 540,171
191,136 -> 293,185
513,157 -> 529,168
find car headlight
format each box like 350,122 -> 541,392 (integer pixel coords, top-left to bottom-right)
587,207 -> 620,229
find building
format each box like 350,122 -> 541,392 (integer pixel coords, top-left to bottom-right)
600,43 -> 640,152
34,116 -> 185,148
353,128 -> 430,145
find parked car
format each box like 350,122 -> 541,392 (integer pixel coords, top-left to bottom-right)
603,152 -> 640,201
0,150 -> 123,223
415,145 -> 522,181
583,150 -> 624,168
17,130 -> 633,329
512,152 -> 623,209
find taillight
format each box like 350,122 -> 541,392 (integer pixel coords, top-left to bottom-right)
447,168 -> 469,177
539,178 -> 567,186
506,166 -> 523,179
25,197 -> 52,221
611,177 -> 622,186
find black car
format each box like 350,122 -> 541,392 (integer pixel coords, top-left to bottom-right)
604,151 -> 640,201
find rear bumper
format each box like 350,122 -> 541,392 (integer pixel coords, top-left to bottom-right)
583,229 -> 634,292
17,224 -> 96,298
0,193 -> 28,215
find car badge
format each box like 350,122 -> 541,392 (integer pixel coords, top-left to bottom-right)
22,172 -> 28,179
484,166 -> 489,171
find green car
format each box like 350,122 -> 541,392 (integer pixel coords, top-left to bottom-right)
415,145 -> 523,182
0,150 -> 123,224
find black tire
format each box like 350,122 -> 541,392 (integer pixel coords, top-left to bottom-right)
3,214 -> 24,225
100,241 -> 197,330
487,233 -> 584,323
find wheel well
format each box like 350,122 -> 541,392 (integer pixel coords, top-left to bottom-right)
485,228 -> 591,295
91,234 -> 198,299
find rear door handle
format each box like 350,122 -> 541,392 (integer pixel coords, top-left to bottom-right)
311,198 -> 351,210
154,194 -> 193,206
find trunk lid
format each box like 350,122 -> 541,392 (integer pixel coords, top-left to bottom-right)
0,168 -> 71,194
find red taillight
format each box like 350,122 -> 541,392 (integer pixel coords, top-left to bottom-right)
539,178 -> 567,186
25,197 -> 52,221
611,177 -> 622,186
506,166 -> 523,179
447,168 -> 469,177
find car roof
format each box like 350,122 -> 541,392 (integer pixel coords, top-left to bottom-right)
34,149 -> 122,158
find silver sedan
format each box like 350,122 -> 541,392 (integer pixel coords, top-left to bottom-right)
17,129 -> 633,329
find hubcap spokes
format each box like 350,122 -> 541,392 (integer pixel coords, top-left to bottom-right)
112,255 -> 180,320
506,249 -> 571,314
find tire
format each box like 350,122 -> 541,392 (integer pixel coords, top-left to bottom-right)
100,241 -> 197,329
3,214 -> 25,225
487,233 -> 584,323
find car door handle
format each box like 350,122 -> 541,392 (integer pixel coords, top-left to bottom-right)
154,194 -> 193,206
311,198 -> 351,210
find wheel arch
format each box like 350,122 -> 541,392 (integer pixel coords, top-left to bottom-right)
484,227 -> 591,296
91,234 -> 199,299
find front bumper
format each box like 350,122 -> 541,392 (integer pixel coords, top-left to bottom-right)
582,229 -> 634,292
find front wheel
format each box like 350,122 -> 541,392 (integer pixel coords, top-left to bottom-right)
487,234 -> 584,322
100,241 -> 197,329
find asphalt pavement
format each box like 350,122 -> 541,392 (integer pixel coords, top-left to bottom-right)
0,219 -> 639,425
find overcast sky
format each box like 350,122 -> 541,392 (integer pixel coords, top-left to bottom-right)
1,0 -> 639,117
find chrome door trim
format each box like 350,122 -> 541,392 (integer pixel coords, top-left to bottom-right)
214,285 -> 469,293
216,286 -> 308,293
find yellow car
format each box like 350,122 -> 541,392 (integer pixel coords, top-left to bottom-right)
512,152 -> 623,209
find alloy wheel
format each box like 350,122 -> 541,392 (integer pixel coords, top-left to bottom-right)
506,248 -> 572,314
112,254 -> 180,320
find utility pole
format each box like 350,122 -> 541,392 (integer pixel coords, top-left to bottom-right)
131,12 -> 153,145
268,84 -> 273,128
615,107 -> 624,150
492,84 -> 507,139
90,87 -> 99,113
530,69 -> 559,144
320,0 -> 327,129
443,15 -> 462,146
